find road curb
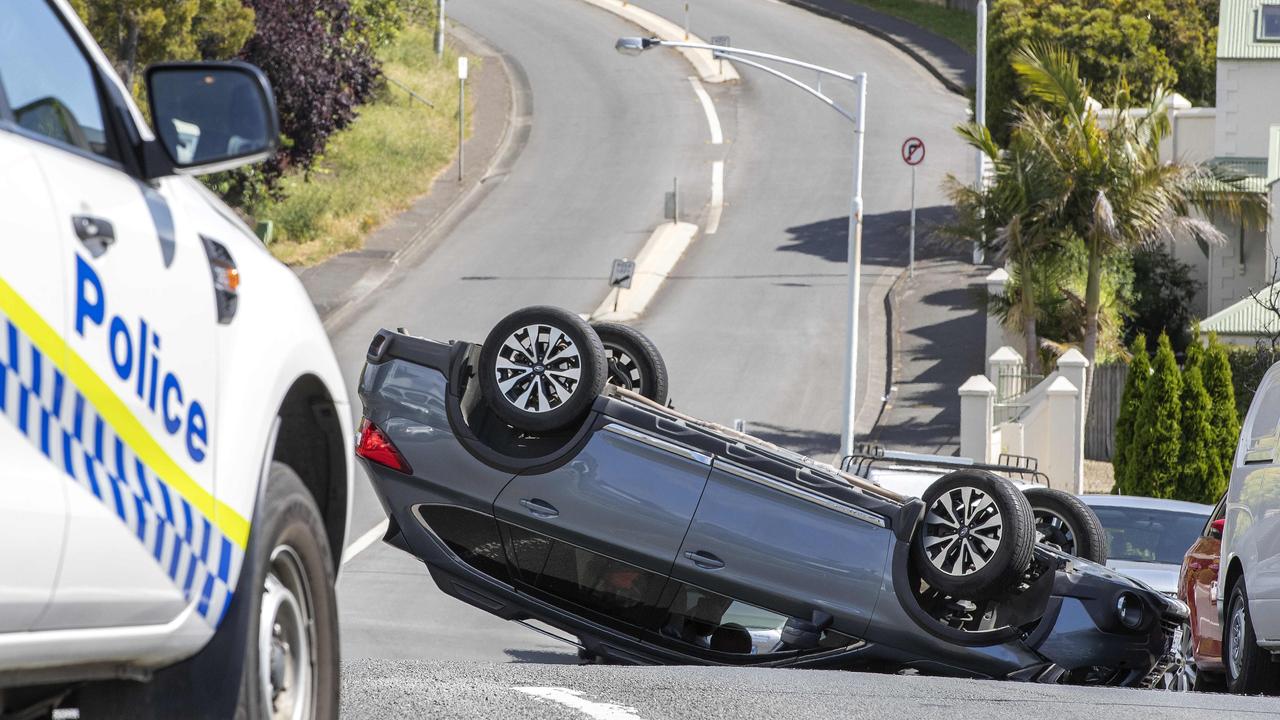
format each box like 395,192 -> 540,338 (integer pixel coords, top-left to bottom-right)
867,266 -> 906,446
305,23 -> 532,331
773,0 -> 967,96
577,0 -> 740,84
590,222 -> 700,322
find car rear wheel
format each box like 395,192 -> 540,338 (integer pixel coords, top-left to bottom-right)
591,321 -> 669,404
913,470 -> 1035,600
479,306 -> 607,432
1224,579 -> 1280,695
1023,487 -> 1108,564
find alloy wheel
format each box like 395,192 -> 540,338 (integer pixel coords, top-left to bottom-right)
259,545 -> 316,720
494,324 -> 583,414
922,486 -> 1004,577
1033,508 -> 1077,556
603,344 -> 642,392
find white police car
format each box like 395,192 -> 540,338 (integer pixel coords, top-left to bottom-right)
0,2 -> 352,717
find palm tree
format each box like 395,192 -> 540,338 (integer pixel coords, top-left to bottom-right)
1009,43 -> 1269,385
947,114 -> 1068,374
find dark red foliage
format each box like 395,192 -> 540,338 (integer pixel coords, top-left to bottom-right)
238,0 -> 380,186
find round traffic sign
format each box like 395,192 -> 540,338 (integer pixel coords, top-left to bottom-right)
902,137 -> 925,166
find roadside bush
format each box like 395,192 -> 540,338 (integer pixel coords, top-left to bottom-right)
1112,333 -> 1149,494
987,0 -> 1217,142
1176,365 -> 1219,503
1125,244 -> 1201,356
1227,344 -> 1276,422
1200,338 -> 1237,501
1129,333 -> 1182,498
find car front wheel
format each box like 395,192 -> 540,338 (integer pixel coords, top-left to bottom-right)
1224,579 -> 1280,696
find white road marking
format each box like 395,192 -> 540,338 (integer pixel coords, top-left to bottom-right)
687,77 -> 723,144
515,687 -> 647,720
707,160 -> 725,235
341,518 -> 390,566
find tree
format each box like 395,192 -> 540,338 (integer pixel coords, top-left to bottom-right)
1176,364 -> 1219,503
1009,43 -> 1268,387
1131,333 -> 1182,498
1203,334 -> 1240,500
236,0 -> 382,193
946,117 -> 1069,373
68,0 -> 254,89
1126,244 -> 1201,356
1113,333 -> 1150,494
987,0 -> 1218,143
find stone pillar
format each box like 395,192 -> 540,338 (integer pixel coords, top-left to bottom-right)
1056,349 -> 1089,494
985,268 -> 1010,361
959,375 -> 996,464
1044,375 -> 1080,493
987,346 -> 1024,398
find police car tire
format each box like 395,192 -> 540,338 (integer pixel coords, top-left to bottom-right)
236,462 -> 339,720
479,306 -> 607,433
591,321 -> 669,405
1022,486 -> 1108,564
913,470 -> 1035,601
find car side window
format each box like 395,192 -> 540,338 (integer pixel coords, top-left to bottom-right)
1244,381 -> 1280,464
0,0 -> 111,158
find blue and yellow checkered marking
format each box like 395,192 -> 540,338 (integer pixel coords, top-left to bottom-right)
0,301 -> 242,627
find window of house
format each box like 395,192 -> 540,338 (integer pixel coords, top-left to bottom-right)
1261,6 -> 1280,40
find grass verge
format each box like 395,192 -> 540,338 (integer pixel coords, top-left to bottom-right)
257,24 -> 473,266
838,0 -> 976,52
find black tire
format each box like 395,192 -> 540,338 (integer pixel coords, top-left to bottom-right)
1224,578 -> 1280,695
479,306 -> 607,432
913,470 -> 1035,600
1023,486 -> 1108,564
591,321 -> 669,404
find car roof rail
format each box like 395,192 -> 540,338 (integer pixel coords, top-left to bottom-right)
841,447 -> 1049,486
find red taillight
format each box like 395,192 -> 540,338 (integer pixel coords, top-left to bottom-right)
356,418 -> 412,473
1211,518 -> 1226,535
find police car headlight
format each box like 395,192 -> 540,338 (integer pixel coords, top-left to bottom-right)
1116,592 -> 1146,630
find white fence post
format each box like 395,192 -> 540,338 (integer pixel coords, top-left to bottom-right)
984,268 -> 1010,362
1044,375 -> 1080,493
1056,349 -> 1089,494
959,375 -> 996,463
987,346 -> 1024,395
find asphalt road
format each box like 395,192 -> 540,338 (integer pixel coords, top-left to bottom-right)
341,661 -> 1280,719
331,0 -> 959,672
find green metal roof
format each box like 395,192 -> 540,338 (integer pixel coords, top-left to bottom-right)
1218,0 -> 1280,59
1202,284 -> 1280,335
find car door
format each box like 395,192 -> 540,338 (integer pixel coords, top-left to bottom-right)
671,458 -> 893,642
1183,496 -> 1224,667
494,423 -> 711,631
4,0 -> 223,630
1227,372 -> 1280,642
0,121 -> 70,633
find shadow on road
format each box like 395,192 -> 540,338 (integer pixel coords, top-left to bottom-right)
780,206 -> 957,266
504,649 -> 581,665
746,422 -> 841,458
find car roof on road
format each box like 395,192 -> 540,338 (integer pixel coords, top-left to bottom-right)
1079,494 -> 1211,514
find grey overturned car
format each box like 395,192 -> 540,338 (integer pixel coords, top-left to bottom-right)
355,306 -> 1186,685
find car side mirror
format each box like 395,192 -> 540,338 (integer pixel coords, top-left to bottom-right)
143,61 -> 279,178
1209,518 -> 1225,538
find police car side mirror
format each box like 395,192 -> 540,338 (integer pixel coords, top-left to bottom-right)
142,61 -> 280,179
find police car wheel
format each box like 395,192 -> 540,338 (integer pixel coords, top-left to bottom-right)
479,306 -> 607,433
238,462 -> 338,720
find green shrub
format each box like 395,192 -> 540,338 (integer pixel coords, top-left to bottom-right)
1176,365 -> 1219,503
1130,333 -> 1182,498
1227,344 -> 1276,422
1113,333 -> 1149,494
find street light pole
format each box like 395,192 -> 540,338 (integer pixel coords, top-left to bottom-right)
974,0 -> 987,264
615,37 -> 868,457
435,0 -> 446,59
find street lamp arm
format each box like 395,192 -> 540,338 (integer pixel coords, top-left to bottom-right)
645,38 -> 859,83
726,54 -> 857,125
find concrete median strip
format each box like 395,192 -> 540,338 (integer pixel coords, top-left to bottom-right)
591,221 -> 699,323
578,0 -> 740,84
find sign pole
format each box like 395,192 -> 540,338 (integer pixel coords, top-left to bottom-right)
457,56 -> 468,183
909,164 -> 916,280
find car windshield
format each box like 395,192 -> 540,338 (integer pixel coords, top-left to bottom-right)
1088,506 -> 1208,565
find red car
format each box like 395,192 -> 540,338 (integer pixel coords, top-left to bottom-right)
1179,495 -> 1227,690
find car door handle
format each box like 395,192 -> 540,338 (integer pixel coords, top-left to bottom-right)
519,498 -> 559,518
684,550 -> 724,570
73,215 -> 115,258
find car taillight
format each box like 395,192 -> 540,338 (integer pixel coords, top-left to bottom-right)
1210,518 -> 1226,535
356,418 -> 412,473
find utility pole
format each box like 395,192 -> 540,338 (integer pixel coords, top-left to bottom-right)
435,0 -> 446,59
457,56 -> 467,182
974,0 -> 987,265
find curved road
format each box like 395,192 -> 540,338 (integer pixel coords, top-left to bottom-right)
335,0 -> 964,665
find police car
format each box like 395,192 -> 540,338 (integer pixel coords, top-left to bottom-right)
0,2 -> 352,718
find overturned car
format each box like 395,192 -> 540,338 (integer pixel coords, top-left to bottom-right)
355,306 -> 1186,685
